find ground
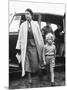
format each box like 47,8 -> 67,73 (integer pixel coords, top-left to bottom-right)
9,67 -> 65,89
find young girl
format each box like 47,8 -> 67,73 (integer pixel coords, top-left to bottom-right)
43,33 -> 56,86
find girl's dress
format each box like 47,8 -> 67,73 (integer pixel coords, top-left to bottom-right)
43,44 -> 56,72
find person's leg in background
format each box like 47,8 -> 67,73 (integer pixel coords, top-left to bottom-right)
46,64 -> 51,81
25,54 -> 32,84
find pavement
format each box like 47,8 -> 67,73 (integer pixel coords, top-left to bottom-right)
9,68 -> 65,89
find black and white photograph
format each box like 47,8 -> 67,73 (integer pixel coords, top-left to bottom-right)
9,0 -> 65,89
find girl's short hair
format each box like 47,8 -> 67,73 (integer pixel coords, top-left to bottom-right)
46,33 -> 55,41
25,8 -> 33,16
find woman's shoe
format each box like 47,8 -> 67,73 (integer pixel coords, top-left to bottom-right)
28,72 -> 32,84
51,82 -> 55,86
29,79 -> 32,84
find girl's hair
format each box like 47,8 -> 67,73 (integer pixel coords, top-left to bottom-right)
25,8 -> 33,16
46,33 -> 55,41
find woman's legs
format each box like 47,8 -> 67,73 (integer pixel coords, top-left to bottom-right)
27,72 -> 32,84
25,46 -> 39,84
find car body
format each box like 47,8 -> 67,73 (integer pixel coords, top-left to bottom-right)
9,12 -> 65,74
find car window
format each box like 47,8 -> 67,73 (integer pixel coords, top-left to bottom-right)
9,15 -> 57,32
9,15 -> 21,32
41,22 -> 46,29
41,21 -> 57,32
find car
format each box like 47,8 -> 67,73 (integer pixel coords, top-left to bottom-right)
9,12 -> 65,74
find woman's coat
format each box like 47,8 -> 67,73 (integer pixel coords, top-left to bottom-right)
16,20 -> 44,77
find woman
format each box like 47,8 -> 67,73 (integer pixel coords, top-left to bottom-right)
16,9 -> 44,83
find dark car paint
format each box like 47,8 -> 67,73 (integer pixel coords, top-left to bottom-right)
9,13 -> 65,74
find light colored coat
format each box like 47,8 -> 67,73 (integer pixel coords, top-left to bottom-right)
16,20 -> 44,77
